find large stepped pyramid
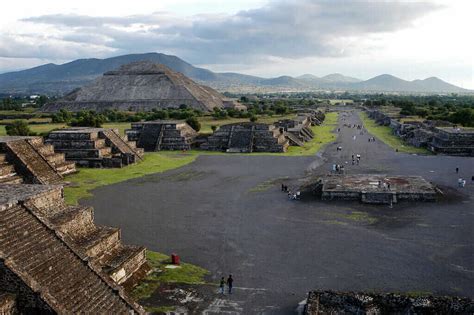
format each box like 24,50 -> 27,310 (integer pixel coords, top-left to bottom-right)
42,61 -> 229,112
0,136 -> 76,184
47,127 -> 143,167
126,120 -> 197,151
0,185 -> 144,314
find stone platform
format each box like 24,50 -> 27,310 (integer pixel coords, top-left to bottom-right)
304,290 -> 473,314
126,120 -> 197,151
47,127 -> 143,167
0,136 -> 76,184
309,174 -> 437,204
0,184 -> 144,313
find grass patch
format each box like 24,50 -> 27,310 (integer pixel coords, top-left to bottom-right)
132,251 -> 209,300
281,111 -> 339,156
359,112 -> 430,154
63,153 -> 197,205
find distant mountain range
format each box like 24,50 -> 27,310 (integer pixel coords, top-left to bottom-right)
0,52 -> 471,95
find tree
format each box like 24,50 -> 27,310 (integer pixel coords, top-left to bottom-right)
6,120 -> 35,136
211,125 -> 217,132
70,111 -> 105,127
186,116 -> 201,131
36,95 -> 49,107
249,115 -> 258,122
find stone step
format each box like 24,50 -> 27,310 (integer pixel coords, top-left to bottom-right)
54,161 -> 77,175
101,245 -> 147,284
0,174 -> 23,184
73,226 -> 121,259
0,163 -> 15,177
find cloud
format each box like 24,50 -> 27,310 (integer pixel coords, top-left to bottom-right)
5,0 -> 441,64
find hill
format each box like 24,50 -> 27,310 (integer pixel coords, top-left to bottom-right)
0,52 -> 471,94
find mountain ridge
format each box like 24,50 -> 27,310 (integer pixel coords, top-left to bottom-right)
0,52 -> 470,95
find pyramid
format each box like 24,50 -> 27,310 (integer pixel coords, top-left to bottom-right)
43,61 -> 227,112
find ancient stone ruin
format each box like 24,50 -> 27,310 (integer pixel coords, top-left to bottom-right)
42,61 -> 229,112
275,116 -> 314,146
0,184 -> 146,314
0,136 -> 76,185
201,122 -> 289,153
307,174 -> 437,204
126,120 -> 197,151
366,108 -> 474,156
46,127 -> 143,167
429,127 -> 474,156
304,290 -> 473,314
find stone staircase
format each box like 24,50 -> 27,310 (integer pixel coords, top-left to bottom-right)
47,128 -> 141,168
0,153 -> 23,184
20,186 -> 149,287
284,132 -> 305,147
0,202 -> 141,314
100,129 -> 144,162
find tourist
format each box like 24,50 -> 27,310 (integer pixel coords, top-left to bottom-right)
288,191 -> 293,199
456,167 -> 459,174
220,277 -> 225,294
296,191 -> 301,199
387,183 -> 391,190
458,178 -> 463,187
227,275 -> 233,294
281,184 -> 285,191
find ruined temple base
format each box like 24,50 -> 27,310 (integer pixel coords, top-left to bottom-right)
304,290 -> 474,314
312,174 -> 436,204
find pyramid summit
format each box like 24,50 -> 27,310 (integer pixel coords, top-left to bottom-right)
42,61 -> 229,112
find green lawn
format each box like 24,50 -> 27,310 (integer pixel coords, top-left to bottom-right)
64,152 -> 197,205
132,251 -> 209,301
359,112 -> 430,154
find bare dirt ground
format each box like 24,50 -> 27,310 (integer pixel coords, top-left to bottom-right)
85,109 -> 474,314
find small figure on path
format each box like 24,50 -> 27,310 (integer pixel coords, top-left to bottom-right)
456,167 -> 459,174
220,277 -> 225,294
281,183 -> 285,191
227,275 -> 233,294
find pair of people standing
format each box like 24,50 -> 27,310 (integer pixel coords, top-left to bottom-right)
219,275 -> 234,294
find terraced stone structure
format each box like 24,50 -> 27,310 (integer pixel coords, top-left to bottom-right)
42,61 -> 228,112
275,116 -> 314,146
305,290 -> 474,314
307,174 -> 436,204
428,127 -> 474,156
0,184 -> 145,314
201,122 -> 289,153
47,127 -> 143,167
126,120 -> 197,151
295,109 -> 326,126
0,136 -> 76,185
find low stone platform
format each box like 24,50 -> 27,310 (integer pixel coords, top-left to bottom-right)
47,127 -> 143,168
308,174 -> 437,204
0,136 -> 76,184
304,290 -> 473,314
126,120 -> 197,151
0,184 -> 144,313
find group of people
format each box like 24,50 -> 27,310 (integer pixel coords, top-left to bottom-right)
352,154 -> 361,165
219,275 -> 234,294
455,167 -> 473,188
332,163 -> 345,174
281,184 -> 300,200
368,137 -> 376,142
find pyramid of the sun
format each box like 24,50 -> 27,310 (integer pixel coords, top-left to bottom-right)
43,61 -> 227,112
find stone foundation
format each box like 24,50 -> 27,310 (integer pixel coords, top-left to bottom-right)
305,290 -> 474,314
309,174 -> 436,204
47,127 -> 143,168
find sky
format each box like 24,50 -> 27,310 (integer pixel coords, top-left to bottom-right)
0,0 -> 473,88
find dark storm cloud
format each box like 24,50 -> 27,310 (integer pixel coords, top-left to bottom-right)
12,0 -> 441,63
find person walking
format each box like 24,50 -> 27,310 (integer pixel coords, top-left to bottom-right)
227,275 -> 233,294
219,277 -> 225,294
456,167 -> 459,174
